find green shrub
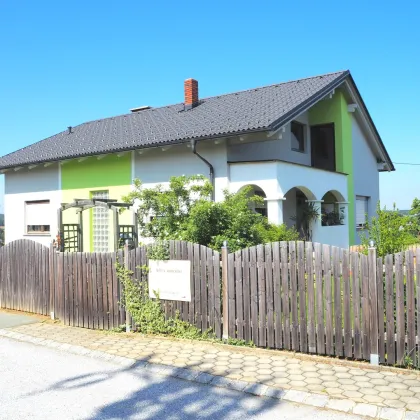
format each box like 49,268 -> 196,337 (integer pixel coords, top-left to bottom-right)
360,202 -> 419,257
123,176 -> 298,252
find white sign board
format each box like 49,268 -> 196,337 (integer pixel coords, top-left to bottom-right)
148,260 -> 191,302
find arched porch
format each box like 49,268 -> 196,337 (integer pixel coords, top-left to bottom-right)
283,186 -> 318,241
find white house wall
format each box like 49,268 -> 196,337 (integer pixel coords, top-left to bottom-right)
352,115 -> 380,244
229,160 -> 349,248
227,111 -> 312,166
4,164 -> 60,246
276,161 -> 348,200
133,141 -> 229,202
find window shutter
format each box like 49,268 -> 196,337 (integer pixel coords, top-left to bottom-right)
25,201 -> 51,226
356,197 -> 368,226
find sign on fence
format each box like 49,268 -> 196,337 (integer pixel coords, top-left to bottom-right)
148,260 -> 191,302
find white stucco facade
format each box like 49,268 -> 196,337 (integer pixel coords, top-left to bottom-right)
4,164 -> 60,247
229,160 -> 349,248
227,112 -> 312,167
133,141 -> 229,202
352,115 -> 380,244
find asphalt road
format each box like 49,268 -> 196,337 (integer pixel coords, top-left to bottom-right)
0,311 -> 40,328
0,337 -> 362,420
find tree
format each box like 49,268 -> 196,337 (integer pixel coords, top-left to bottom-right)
360,202 -> 418,257
123,175 -> 298,252
409,198 -> 420,237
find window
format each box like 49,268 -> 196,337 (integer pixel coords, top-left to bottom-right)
25,200 -> 51,234
356,196 -> 369,228
92,191 -> 109,252
291,121 -> 305,152
310,124 -> 336,171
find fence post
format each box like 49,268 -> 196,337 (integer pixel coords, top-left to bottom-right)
368,243 -> 379,365
49,243 -> 55,320
221,241 -> 229,340
124,241 -> 132,333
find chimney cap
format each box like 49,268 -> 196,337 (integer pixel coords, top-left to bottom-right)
130,106 -> 152,113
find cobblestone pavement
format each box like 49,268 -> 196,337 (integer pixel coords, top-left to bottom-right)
3,320 -> 420,419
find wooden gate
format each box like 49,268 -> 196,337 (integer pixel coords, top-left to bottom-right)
0,239 -> 50,315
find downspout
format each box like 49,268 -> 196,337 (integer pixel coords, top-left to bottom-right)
190,139 -> 215,201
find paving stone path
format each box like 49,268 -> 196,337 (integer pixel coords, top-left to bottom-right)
3,321 -> 420,419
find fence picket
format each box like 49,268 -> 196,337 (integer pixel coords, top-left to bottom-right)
257,244 -> 266,347
207,247 -> 215,332
314,243 -> 324,354
194,244 -> 201,330
213,250 -> 221,339
361,254 -> 370,359
289,241 -> 298,351
235,250 -> 244,340
242,247 -> 251,343
273,243 -> 282,349
297,241 -> 307,353
306,242 -> 315,353
265,243 -> 275,348
342,249 -> 352,358
385,254 -> 395,365
351,252 -> 361,359
417,249 -> 420,368
200,245 -> 208,331
228,251 -> 236,338
395,252 -> 405,364
249,246 -> 258,345
377,257 -> 385,363
323,244 -> 334,355
333,247 -> 343,357
406,250 -> 415,363
280,242 -> 290,350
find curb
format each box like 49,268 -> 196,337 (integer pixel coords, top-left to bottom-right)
0,328 -> 415,420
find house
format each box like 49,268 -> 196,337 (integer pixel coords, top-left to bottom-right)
0,71 -> 393,251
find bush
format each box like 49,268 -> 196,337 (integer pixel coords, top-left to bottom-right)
360,202 -> 419,257
123,176 -> 297,252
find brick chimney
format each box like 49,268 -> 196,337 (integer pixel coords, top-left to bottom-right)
184,78 -> 198,110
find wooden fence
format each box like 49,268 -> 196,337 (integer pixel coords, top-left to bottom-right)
0,239 -> 50,315
128,241 -> 221,338
52,251 -> 124,330
1,239 -> 420,367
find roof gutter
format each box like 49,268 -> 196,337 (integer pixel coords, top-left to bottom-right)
190,139 -> 215,201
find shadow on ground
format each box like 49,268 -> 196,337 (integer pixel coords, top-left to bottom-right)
26,359 -> 281,419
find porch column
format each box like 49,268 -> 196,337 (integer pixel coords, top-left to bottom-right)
265,197 -> 285,225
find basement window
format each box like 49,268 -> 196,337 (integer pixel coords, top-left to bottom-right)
25,200 -> 51,234
291,121 -> 305,152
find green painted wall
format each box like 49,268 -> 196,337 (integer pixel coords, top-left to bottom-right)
61,154 -> 131,190
61,154 -> 132,251
309,91 -> 355,244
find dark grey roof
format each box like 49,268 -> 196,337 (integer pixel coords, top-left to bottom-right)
0,71 -> 352,169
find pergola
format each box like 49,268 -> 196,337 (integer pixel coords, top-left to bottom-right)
58,198 -> 138,252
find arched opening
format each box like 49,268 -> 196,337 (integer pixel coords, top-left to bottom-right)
321,190 -> 346,226
283,186 -> 318,240
239,184 -> 268,217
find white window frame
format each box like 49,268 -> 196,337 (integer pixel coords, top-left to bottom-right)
25,200 -> 51,235
356,196 -> 369,229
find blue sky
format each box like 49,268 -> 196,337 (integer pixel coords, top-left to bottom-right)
0,0 -> 419,213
